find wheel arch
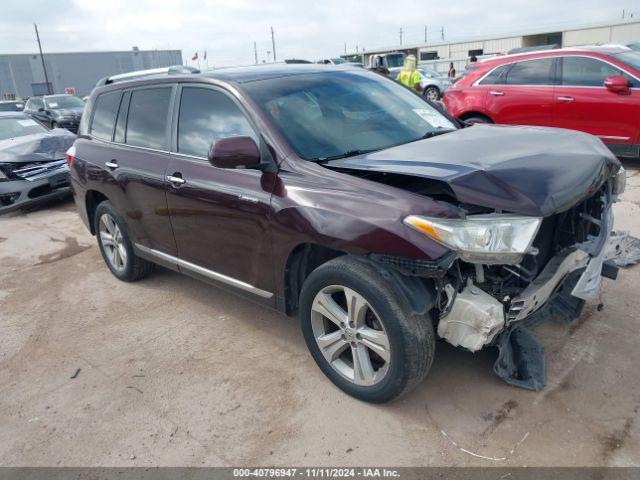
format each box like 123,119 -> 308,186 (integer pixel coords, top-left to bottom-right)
85,190 -> 110,235
459,111 -> 493,123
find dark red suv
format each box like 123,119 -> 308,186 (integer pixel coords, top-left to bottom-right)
69,64 -> 627,402
444,47 -> 640,158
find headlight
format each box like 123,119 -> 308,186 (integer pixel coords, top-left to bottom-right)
404,214 -> 542,264
613,166 -> 626,196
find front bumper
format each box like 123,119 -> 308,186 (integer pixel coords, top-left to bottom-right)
0,162 -> 71,214
507,230 -> 628,323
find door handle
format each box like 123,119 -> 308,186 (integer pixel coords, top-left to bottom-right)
489,90 -> 505,96
557,96 -> 575,102
105,160 -> 119,169
166,174 -> 186,187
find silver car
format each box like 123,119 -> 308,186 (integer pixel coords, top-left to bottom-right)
417,66 -> 453,101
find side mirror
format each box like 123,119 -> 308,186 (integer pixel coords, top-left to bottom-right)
208,136 -> 263,170
604,75 -> 630,94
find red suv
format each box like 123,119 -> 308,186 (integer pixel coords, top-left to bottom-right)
444,47 -> 640,158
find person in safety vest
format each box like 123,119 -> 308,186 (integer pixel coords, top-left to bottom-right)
395,55 -> 421,92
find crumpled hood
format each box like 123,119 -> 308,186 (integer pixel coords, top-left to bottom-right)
326,125 -> 621,216
0,130 -> 76,163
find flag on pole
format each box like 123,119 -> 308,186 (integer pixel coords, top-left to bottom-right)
192,52 -> 198,61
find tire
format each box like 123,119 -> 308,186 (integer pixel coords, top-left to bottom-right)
463,115 -> 492,125
423,86 -> 441,101
299,256 -> 435,403
94,200 -> 154,282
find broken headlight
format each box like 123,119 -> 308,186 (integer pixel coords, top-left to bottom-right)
613,166 -> 626,196
404,214 -> 542,264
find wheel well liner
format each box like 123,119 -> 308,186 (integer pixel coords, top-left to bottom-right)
85,190 -> 109,234
459,111 -> 493,123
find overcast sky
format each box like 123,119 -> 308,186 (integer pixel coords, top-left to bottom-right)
1,0 -> 638,67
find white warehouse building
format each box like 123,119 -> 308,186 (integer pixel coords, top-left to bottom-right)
347,19 -> 640,75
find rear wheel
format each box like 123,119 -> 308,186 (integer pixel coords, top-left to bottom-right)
299,256 -> 435,403
94,201 -> 154,282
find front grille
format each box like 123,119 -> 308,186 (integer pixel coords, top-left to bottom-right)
12,160 -> 68,180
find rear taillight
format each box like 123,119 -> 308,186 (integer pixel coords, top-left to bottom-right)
66,145 -> 76,167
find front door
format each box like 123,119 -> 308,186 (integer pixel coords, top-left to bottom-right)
165,85 -> 275,298
553,56 -> 640,145
484,57 -> 556,126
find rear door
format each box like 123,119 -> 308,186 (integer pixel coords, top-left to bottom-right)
484,57 -> 556,126
553,55 -> 640,145
165,84 -> 275,299
85,86 -> 178,256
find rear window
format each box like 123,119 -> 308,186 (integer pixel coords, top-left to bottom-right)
125,87 -> 172,150
504,58 -> 554,85
90,91 -> 121,140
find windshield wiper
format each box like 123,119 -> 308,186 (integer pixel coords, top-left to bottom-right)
419,129 -> 456,140
314,149 -> 377,162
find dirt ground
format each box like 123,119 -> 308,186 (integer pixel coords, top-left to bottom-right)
1,162 -> 639,467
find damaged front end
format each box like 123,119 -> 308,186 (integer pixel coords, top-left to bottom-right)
405,171 -> 628,391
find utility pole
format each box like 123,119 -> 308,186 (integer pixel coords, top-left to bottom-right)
270,26 -> 276,62
254,41 -> 258,65
344,42 -> 347,54
424,25 -> 427,43
399,27 -> 403,46
34,23 -> 52,94
441,26 -> 445,41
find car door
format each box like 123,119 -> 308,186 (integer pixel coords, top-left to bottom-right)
553,55 -> 640,144
165,84 -> 275,300
86,85 -> 178,257
26,98 -> 47,125
484,57 -> 556,126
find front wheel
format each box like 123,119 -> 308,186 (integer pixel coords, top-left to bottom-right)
299,256 -> 435,403
423,86 -> 440,101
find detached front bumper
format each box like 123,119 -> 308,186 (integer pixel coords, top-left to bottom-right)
0,161 -> 71,214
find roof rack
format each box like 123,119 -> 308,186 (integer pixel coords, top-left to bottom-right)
96,65 -> 200,87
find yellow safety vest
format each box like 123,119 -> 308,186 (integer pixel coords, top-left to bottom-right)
396,70 -> 421,88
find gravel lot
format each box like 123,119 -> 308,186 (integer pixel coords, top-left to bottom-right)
1,162 -> 639,467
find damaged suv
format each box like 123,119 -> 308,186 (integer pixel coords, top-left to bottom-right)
70,65 -> 627,403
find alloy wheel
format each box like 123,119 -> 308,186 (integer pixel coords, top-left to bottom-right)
310,285 -> 391,386
425,88 -> 439,101
99,213 -> 127,272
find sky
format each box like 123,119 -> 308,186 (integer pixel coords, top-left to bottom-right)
0,0 -> 638,67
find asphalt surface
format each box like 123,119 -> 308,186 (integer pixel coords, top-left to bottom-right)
1,162 -> 639,467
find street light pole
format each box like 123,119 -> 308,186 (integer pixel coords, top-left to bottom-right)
34,23 -> 52,94
271,26 -> 276,62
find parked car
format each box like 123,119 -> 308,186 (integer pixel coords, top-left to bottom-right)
416,66 -> 453,101
443,46 -> 640,158
0,112 -> 75,214
23,94 -> 85,133
70,64 -> 626,402
0,100 -> 25,112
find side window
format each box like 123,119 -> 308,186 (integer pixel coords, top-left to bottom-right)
125,87 -> 172,150
561,56 -> 623,86
505,58 -> 554,85
177,87 -> 257,158
90,91 -> 121,140
479,64 -> 511,85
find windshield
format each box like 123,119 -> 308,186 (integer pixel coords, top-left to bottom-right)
0,116 -> 47,141
244,70 -> 456,160
331,58 -> 347,64
45,95 -> 85,109
386,54 -> 405,68
614,51 -> 640,71
0,102 -> 24,112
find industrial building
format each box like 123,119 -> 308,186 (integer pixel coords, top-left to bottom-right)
0,48 -> 182,98
345,19 -> 640,74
